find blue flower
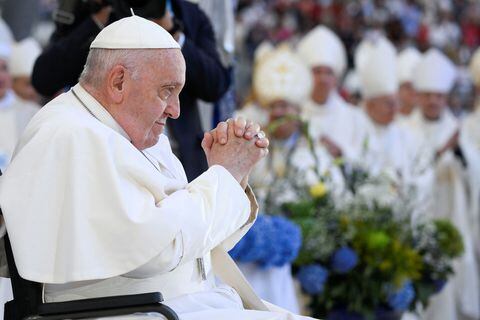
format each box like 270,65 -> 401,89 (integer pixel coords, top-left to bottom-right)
387,280 -> 415,311
331,246 -> 358,274
297,264 -> 329,295
260,215 -> 302,268
229,214 -> 302,268
229,215 -> 269,262
433,279 -> 447,293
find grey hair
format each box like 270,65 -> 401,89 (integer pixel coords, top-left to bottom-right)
79,48 -> 163,87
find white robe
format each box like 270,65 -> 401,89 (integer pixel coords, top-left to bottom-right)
0,91 -> 38,171
460,108 -> 480,260
301,92 -> 367,161
0,90 -> 38,319
235,105 -> 328,313
240,128 -> 344,313
402,109 -> 480,320
0,84 -> 315,320
357,111 -> 419,180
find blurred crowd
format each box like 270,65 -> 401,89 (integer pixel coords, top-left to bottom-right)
235,0 -> 480,112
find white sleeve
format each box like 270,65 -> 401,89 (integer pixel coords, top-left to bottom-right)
124,166 -> 258,278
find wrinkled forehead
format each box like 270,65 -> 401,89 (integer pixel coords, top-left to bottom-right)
152,48 -> 185,79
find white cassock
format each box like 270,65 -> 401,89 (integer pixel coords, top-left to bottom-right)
0,84 -> 315,320
302,92 -> 366,162
0,90 -> 38,170
247,125 -> 345,314
402,109 -> 480,320
460,108 -> 480,278
357,110 -> 418,180
395,111 -> 416,129
235,104 -> 344,313
0,90 -> 38,319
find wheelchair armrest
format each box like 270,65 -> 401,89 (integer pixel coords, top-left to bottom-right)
38,292 -> 163,315
35,292 -> 178,320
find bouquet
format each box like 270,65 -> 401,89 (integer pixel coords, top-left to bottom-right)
286,168 -> 464,319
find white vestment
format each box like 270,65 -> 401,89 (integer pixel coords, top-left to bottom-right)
460,108 -> 480,260
395,111 -> 415,129
301,92 -> 366,161
0,91 -> 38,171
402,109 -> 480,320
357,110 -> 418,180
0,90 -> 38,319
239,126 -> 344,313
0,84 -> 315,319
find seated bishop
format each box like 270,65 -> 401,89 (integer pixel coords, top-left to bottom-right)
354,36 -> 419,181
236,44 -> 344,314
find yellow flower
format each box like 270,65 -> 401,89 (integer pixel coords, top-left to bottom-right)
309,182 -> 327,199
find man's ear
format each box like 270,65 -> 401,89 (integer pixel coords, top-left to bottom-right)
106,65 -> 127,104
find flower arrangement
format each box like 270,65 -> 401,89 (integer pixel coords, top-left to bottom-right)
285,174 -> 464,319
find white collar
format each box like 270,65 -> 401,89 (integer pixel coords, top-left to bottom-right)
71,84 -> 130,141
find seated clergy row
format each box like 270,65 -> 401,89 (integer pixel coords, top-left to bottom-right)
237,26 -> 480,320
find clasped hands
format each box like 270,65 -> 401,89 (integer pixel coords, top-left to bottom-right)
201,117 -> 269,189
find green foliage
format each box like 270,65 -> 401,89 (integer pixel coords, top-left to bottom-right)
287,182 -> 464,318
434,219 -> 464,258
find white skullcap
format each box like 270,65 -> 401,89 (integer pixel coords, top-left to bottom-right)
358,37 -> 398,99
297,25 -> 347,78
397,47 -> 421,84
253,45 -> 312,107
343,70 -> 361,94
413,48 -> 457,94
9,38 -> 41,77
90,16 -> 179,49
469,47 -> 480,86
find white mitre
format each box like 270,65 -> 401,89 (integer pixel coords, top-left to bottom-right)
397,47 -> 421,85
357,37 -> 397,99
469,47 -> 480,87
354,33 -> 396,75
0,18 -> 12,60
413,48 -> 457,94
343,69 -> 361,95
10,38 -> 42,77
253,45 -> 312,107
253,41 -> 274,64
90,15 -> 180,49
296,25 -> 347,78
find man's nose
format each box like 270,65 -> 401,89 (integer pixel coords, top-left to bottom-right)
166,98 -> 180,119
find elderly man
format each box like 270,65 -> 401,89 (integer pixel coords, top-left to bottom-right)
32,0 -> 230,181
0,16 -> 316,320
404,48 -> 480,320
297,26 -> 364,161
237,45 -> 344,313
355,36 -> 417,179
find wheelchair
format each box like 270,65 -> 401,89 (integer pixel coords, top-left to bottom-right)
0,171 -> 179,320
